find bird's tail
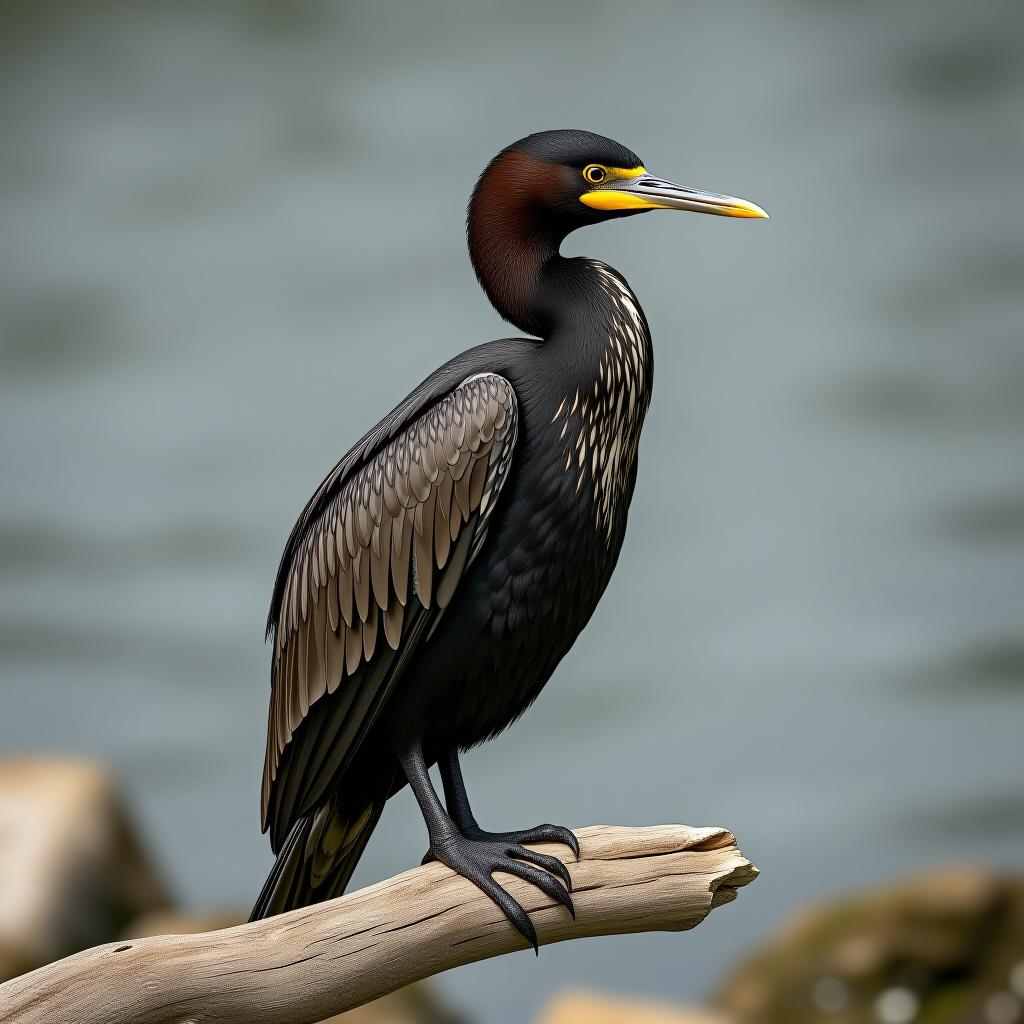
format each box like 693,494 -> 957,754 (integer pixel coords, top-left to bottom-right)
249,793 -> 384,922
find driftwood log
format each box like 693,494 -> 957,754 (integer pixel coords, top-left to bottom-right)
0,823 -> 757,1024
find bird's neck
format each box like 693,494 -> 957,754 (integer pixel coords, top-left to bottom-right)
468,208 -> 566,337
469,215 -> 646,360
471,227 -> 644,348
468,204 -> 652,392
468,150 -> 598,338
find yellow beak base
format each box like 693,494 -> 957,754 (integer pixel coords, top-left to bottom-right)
580,191 -> 666,212
580,179 -> 768,219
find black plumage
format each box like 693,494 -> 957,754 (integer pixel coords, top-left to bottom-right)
251,130 -> 767,945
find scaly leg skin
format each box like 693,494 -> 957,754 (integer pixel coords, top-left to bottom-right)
429,748 -> 581,862
397,739 -> 574,952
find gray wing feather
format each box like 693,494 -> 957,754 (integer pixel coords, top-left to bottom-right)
262,373 -> 517,847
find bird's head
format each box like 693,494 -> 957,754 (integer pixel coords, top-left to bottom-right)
469,129 -> 767,245
467,129 -> 767,334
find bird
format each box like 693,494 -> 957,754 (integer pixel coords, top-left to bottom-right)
250,129 -> 767,948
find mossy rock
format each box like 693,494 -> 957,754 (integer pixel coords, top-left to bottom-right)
715,867 -> 1024,1024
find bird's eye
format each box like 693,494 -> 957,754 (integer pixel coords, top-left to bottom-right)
583,165 -> 607,185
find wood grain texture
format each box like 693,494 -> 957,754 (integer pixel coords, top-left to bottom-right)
0,824 -> 757,1024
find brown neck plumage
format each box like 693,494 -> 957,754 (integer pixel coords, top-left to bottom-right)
467,151 -> 572,338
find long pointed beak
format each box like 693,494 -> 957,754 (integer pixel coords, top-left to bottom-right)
581,172 -> 768,219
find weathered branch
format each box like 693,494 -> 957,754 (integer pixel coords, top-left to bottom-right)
0,823 -> 757,1024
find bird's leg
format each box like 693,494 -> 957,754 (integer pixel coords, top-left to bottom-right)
436,748 -> 581,860
396,738 -> 574,951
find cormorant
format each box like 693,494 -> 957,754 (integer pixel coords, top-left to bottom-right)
251,130 -> 767,947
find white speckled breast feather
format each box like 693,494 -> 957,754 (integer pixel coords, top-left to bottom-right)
550,262 -> 652,537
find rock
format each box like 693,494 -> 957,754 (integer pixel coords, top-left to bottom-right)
0,758 -> 169,981
715,866 -> 1024,1023
536,990 -> 733,1023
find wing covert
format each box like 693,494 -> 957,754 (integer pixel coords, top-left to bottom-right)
262,373 -> 517,844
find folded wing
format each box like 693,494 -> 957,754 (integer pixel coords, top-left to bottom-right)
262,373 -> 518,850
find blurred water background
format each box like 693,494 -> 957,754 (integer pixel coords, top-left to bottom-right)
1,1 -> 1022,1020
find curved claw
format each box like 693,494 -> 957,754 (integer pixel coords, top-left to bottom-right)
487,824 -> 580,860
421,850 -> 436,865
425,832 -> 577,954
465,823 -> 581,861
476,873 -> 539,952
548,825 -> 581,861
507,844 -> 573,891
501,857 -> 576,920
528,824 -> 581,861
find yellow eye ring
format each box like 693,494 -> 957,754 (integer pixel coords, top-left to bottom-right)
583,164 -> 607,185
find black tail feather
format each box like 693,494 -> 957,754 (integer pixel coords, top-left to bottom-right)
250,797 -> 384,922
